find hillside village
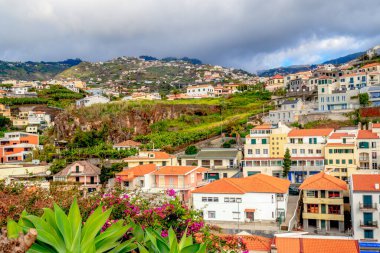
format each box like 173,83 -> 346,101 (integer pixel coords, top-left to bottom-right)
1,46 -> 380,252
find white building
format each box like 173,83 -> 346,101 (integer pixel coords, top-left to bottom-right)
186,84 -> 215,98
267,99 -> 312,124
192,174 -> 290,222
76,95 -> 110,107
27,111 -> 51,126
350,174 -> 380,241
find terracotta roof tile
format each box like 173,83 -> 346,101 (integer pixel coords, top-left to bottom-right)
329,132 -> 355,139
116,164 -> 156,181
299,172 -> 347,191
275,237 -> 359,253
360,62 -> 380,69
123,151 -> 176,161
192,174 -> 290,194
240,235 -> 272,251
288,128 -> 334,137
272,74 -> 284,79
352,174 -> 380,192
357,130 -> 379,139
254,124 -> 273,130
372,123 -> 380,128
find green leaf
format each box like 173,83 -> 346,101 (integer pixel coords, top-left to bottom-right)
137,243 -> 150,253
95,223 -> 130,252
109,239 -> 137,253
181,244 -> 201,253
157,239 -> 170,253
7,219 -> 22,239
81,208 -> 112,251
178,229 -> 191,250
54,203 -> 73,248
195,243 -> 207,253
131,223 -> 144,243
41,208 -> 60,237
168,227 -> 176,248
27,243 -> 56,253
68,199 -> 82,252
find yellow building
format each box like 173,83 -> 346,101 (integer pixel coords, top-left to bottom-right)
0,103 -> 11,117
324,132 -> 358,181
299,172 -> 347,233
269,123 -> 291,158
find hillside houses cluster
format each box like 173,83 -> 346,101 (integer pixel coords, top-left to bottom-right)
263,62 -> 380,124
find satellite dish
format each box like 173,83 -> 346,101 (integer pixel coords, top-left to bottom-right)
46,170 -> 52,175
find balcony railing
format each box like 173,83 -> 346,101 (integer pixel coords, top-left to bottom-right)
360,220 -> 378,228
359,202 -> 378,210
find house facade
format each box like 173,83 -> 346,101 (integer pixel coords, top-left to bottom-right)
76,95 -> 110,107
350,174 -> 380,241
186,84 -> 215,98
299,172 -> 347,233
113,140 -> 142,151
192,174 -> 290,223
122,151 -> 178,168
0,132 -> 39,163
53,161 -> 101,192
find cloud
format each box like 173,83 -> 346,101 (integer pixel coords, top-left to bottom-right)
0,0 -> 379,72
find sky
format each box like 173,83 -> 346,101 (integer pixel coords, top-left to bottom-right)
0,0 -> 380,73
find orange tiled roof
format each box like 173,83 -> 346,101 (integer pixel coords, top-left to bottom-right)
274,237 -> 359,253
329,132 -> 355,139
153,166 -> 207,175
299,172 -> 347,191
372,123 -> 380,128
352,174 -> 380,192
192,174 -> 290,194
114,140 -> 142,147
272,74 -> 284,79
360,62 -> 380,69
288,128 -> 334,137
116,164 -> 156,181
123,151 -> 176,160
357,130 -> 379,139
240,235 -> 272,252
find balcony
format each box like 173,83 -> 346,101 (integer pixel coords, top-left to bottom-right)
303,197 -> 343,205
360,220 -> 378,229
302,212 -> 344,221
359,202 -> 378,211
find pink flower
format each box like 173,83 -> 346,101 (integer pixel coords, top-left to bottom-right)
161,230 -> 168,237
166,189 -> 176,197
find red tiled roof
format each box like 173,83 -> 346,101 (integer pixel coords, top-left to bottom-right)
254,124 -> 272,130
329,132 -> 355,139
153,166 -> 207,175
299,172 -> 347,191
116,164 -> 156,181
192,174 -> 290,194
272,74 -> 284,79
352,174 -> 380,192
360,62 -> 380,69
372,123 -> 380,128
274,237 -> 359,253
114,140 -> 142,147
325,143 -> 355,147
288,128 -> 334,137
357,130 -> 379,139
240,235 -> 272,252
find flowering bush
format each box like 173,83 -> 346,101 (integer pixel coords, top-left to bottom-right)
0,181 -> 244,252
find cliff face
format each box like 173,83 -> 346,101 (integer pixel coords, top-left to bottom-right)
53,102 -> 220,143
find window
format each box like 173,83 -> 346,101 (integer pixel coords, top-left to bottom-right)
76,177 -> 80,182
213,197 -> 218,202
230,198 -> 236,203
328,191 -> 340,198
251,139 -> 256,144
248,149 -> 252,155
262,139 -> 267,144
329,159 -> 333,164
349,159 -> 353,164
308,149 -> 313,154
75,166 -> 79,173
307,204 -> 318,213
162,161 -> 167,166
328,205 -> 341,214
224,197 -> 229,202
372,152 -> 377,159
364,230 -> 374,239
276,193 -> 284,201
372,142 -> 377,148
208,211 -> 215,219
214,160 -> 223,166
139,162 -> 143,165
336,159 -> 340,164
263,149 -> 268,155
342,159 -> 346,164
292,149 -> 297,155
316,149 -> 322,154
300,149 -> 305,154
202,197 -> 207,202
307,190 -> 318,198
255,149 -> 260,155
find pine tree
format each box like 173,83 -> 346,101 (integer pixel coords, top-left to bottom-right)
282,148 -> 291,178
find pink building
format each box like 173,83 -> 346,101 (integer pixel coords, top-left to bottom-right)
152,166 -> 208,203
53,161 -> 101,192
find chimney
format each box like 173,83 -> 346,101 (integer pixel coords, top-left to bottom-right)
375,183 -> 379,190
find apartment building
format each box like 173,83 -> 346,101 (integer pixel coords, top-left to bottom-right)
267,99 -> 309,124
243,123 -> 291,177
299,172 -> 347,233
192,174 -> 290,222
265,74 -> 284,92
285,128 -> 333,184
350,174 -> 380,242
178,148 -> 242,180
324,131 -> 358,181
186,84 -> 215,98
0,132 -> 39,163
356,129 -> 380,170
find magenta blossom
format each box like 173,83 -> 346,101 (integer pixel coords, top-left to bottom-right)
166,189 -> 176,197
161,230 -> 168,237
